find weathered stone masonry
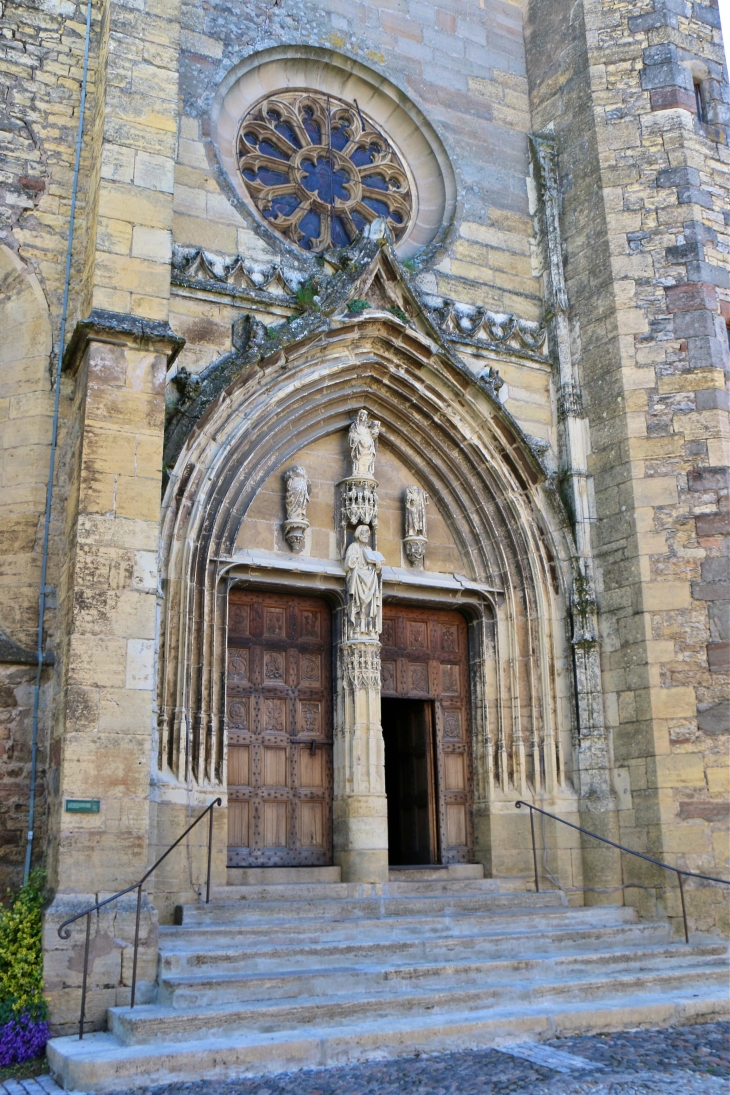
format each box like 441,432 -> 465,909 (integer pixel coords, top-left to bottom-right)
0,0 -> 727,1034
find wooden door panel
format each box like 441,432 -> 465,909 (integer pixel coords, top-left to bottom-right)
381,605 -> 473,864
228,801 -> 250,847
446,804 -> 467,846
263,802 -> 288,846
228,744 -> 250,786
299,747 -> 325,788
263,747 -> 287,787
226,590 -> 332,867
300,802 -> 324,847
443,751 -> 465,790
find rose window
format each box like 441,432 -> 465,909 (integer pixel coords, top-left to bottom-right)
237,91 -> 413,253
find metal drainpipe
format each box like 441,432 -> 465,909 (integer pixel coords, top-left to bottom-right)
24,0 -> 93,883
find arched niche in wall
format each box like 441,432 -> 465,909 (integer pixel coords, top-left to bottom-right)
0,245 -> 52,653
210,46 -> 457,262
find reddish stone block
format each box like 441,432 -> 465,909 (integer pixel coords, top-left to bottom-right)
665,282 -> 718,313
436,8 -> 456,33
650,87 -> 696,112
381,12 -> 422,42
19,176 -> 45,192
696,513 -> 730,536
707,642 -> 730,672
679,800 -> 730,820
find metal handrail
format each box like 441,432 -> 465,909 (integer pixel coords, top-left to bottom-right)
58,797 -> 222,1039
515,800 -> 730,944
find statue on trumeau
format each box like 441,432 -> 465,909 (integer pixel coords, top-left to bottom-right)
282,465 -> 311,553
345,524 -> 384,636
348,409 -> 380,479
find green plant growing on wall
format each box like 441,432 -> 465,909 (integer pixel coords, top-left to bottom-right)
347,299 -> 371,314
295,278 -> 320,310
0,869 -> 49,1066
387,305 -> 409,324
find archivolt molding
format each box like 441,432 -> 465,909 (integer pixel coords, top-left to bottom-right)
157,268 -> 579,810
165,228 -> 549,474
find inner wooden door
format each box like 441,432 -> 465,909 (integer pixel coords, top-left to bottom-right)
226,590 -> 332,867
380,606 -> 473,864
382,698 -> 438,865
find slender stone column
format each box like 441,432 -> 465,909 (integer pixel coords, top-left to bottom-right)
334,638 -> 388,883
333,412 -> 389,883
531,135 -> 621,898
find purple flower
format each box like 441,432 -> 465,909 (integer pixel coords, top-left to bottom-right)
0,1011 -> 50,1066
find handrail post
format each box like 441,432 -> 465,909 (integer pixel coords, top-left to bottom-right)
79,911 -> 90,1040
206,799 -> 215,904
677,870 -> 689,944
528,805 -> 540,893
131,883 -> 142,1007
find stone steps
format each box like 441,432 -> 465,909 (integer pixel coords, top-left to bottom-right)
156,943 -> 727,1009
176,890 -> 564,925
159,902 -> 640,947
207,877 -> 505,903
158,920 -> 673,975
46,870 -> 730,1092
48,990 -> 730,1092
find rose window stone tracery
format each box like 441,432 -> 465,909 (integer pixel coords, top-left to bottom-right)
237,90 -> 413,253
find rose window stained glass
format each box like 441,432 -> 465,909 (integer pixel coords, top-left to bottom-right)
237,91 -> 413,253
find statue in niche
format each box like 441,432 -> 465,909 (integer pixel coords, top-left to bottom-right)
282,465 -> 311,553
404,485 -> 429,568
348,409 -> 380,479
345,524 -> 384,637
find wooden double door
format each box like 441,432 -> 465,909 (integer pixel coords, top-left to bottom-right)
226,590 -> 332,867
225,593 -> 472,867
380,606 -> 473,865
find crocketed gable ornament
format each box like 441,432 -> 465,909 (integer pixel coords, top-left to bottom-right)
237,90 -> 412,253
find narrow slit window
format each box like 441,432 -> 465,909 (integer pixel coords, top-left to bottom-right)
694,81 -> 707,124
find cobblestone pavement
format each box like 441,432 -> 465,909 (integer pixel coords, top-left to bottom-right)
2,1023 -> 727,1095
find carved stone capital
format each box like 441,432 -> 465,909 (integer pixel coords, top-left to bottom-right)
341,641 -> 381,691
557,381 -> 584,420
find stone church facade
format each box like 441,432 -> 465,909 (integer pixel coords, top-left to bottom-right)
0,0 -> 729,1038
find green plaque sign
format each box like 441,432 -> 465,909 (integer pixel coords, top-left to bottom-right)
65,799 -> 100,814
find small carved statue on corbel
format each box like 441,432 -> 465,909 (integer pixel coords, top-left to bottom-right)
283,465 -> 311,553
403,485 -> 429,567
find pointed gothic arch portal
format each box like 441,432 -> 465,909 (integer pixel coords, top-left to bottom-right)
159,249 -> 583,881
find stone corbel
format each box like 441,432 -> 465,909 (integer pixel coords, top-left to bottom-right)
62,308 -> 185,376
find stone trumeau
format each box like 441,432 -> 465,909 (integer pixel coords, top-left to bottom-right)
0,0 -> 728,1059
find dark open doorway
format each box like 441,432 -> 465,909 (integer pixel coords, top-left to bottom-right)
381,698 -> 439,865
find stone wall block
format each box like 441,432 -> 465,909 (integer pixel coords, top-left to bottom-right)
686,336 -> 728,370
672,310 -> 719,338
43,893 -> 158,1034
641,62 -> 693,92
